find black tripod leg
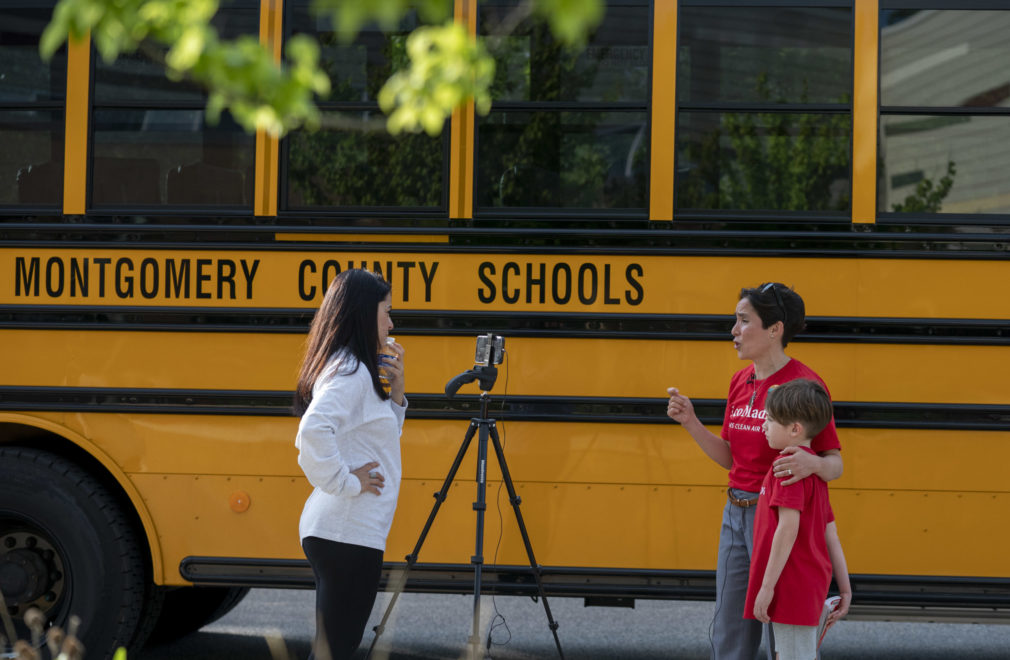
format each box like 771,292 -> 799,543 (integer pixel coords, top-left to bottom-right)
489,422 -> 565,659
468,418 -> 490,659
367,419 -> 480,659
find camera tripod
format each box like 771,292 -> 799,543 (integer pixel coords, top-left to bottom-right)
367,365 -> 564,659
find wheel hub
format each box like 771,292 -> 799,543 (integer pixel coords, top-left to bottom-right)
0,530 -> 65,617
0,549 -> 48,602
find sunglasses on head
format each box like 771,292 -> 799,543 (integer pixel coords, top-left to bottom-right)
760,282 -> 788,328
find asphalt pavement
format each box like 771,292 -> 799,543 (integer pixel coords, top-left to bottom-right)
137,588 -> 1010,659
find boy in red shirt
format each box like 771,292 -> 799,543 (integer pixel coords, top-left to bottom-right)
744,379 -> 852,659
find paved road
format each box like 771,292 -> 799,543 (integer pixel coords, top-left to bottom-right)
138,589 -> 1010,659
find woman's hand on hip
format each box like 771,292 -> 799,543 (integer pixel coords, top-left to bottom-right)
352,461 -> 385,495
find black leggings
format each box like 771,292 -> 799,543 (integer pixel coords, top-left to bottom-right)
302,536 -> 384,660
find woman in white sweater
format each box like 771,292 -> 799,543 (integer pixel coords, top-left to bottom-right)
293,269 -> 406,660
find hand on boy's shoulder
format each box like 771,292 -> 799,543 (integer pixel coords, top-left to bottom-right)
772,445 -> 817,485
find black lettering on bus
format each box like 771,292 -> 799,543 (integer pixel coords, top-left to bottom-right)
603,264 -> 620,305
115,258 -> 134,298
167,259 -> 191,299
45,257 -> 64,297
477,262 -> 495,303
578,263 -> 598,304
95,258 -> 111,297
139,258 -> 159,299
70,258 -> 88,297
552,263 -> 571,304
397,261 -> 415,301
526,262 -> 546,304
217,259 -> 236,299
371,261 -> 393,283
419,261 -> 438,302
196,259 -> 212,299
625,263 -> 644,305
322,260 -> 340,291
240,259 -> 259,300
298,259 -> 316,301
15,257 -> 40,296
502,262 -> 520,304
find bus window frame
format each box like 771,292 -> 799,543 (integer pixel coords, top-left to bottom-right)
275,1 -> 452,219
0,1 -> 66,215
877,0 -> 1010,225
672,0 -> 856,222
471,0 -> 652,221
86,0 -> 260,215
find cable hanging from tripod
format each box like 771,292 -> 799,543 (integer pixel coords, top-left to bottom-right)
486,349 -> 512,655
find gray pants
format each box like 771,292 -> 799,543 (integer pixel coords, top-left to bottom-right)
711,489 -> 774,660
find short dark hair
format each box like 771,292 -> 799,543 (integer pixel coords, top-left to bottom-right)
293,269 -> 392,415
739,283 -> 806,347
765,379 -> 833,439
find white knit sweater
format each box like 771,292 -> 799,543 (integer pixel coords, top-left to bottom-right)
296,351 -> 406,551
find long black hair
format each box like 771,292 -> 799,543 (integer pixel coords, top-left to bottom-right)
294,269 -> 392,415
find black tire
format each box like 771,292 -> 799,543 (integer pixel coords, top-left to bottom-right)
0,447 -> 148,660
146,586 -> 251,644
127,569 -> 166,650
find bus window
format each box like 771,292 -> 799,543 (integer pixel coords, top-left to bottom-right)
91,109 -> 253,207
879,9 -> 1010,216
475,0 -> 650,214
674,3 -> 852,214
0,2 -> 65,209
89,0 -> 258,210
280,2 -> 448,213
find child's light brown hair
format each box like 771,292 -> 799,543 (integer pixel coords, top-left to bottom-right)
765,379 -> 833,439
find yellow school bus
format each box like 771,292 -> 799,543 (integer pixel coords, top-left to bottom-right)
2,0 -> 1009,656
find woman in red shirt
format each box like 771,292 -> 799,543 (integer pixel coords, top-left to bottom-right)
666,283 -> 843,660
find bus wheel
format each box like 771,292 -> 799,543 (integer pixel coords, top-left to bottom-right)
0,447 -> 147,660
147,586 -> 251,643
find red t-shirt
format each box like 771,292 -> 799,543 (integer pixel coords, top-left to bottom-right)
744,447 -> 834,626
721,359 -> 841,492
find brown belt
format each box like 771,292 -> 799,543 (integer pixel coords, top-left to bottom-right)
727,488 -> 759,508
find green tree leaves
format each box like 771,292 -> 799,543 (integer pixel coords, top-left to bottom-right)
891,161 -> 956,213
42,0 -> 329,136
41,0 -> 603,137
42,0 -> 219,64
534,0 -> 603,47
311,0 -> 451,43
378,21 -> 494,136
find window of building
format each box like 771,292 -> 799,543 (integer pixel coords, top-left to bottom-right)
280,2 -> 448,213
89,1 -> 257,209
879,4 -> 1010,217
674,2 -> 852,215
475,0 -> 650,215
0,2 -> 66,209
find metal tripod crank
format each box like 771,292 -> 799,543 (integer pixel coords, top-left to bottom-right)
367,391 -> 563,659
